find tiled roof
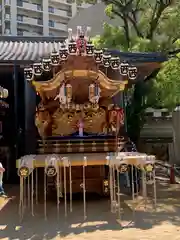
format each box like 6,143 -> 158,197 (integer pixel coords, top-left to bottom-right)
109,50 -> 167,63
0,36 -> 66,63
0,36 -> 167,63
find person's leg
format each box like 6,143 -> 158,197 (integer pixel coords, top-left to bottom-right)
128,166 -> 140,194
119,173 -> 126,187
0,184 -> 5,195
125,171 -> 130,187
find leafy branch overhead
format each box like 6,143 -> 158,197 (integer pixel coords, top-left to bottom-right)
79,0 -> 179,51
75,0 -> 180,141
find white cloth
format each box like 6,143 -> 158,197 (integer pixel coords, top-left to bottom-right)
0,162 -> 4,185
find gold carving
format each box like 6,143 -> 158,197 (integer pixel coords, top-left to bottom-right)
52,109 -> 79,136
49,107 -> 107,136
32,70 -> 127,100
83,108 -> 106,134
35,109 -> 52,138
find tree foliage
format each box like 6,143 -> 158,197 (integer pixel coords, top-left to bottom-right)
147,53 -> 180,109
80,0 -> 180,141
91,0 -> 180,141
92,0 -> 180,52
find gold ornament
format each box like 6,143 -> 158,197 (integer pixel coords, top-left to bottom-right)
18,166 -> 30,178
118,164 -> 128,173
144,164 -> 154,172
45,165 -> 57,177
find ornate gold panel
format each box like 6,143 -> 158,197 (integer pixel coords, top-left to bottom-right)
51,107 -> 107,136
52,109 -> 80,136
35,110 -> 52,138
83,108 -> 107,134
32,70 -> 127,100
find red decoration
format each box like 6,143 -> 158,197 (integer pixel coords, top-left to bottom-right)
76,38 -> 87,54
117,108 -> 124,124
109,108 -> 124,125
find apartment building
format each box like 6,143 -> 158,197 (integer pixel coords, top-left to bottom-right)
0,0 -> 92,37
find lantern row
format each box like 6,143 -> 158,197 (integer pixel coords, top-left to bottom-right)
24,47 -> 138,81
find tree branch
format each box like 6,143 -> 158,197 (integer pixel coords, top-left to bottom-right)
147,0 -> 173,39
169,48 -> 180,55
111,8 -> 130,47
126,14 -> 144,37
110,0 -> 144,38
123,15 -> 130,48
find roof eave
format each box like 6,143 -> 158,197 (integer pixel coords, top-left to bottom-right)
0,36 -> 67,42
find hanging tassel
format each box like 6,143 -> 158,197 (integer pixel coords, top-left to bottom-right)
89,84 -> 95,103
66,84 -> 72,103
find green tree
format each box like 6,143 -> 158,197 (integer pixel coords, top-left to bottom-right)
147,53 -> 180,109
90,0 -> 180,142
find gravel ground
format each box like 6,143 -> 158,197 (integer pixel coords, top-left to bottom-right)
0,181 -> 180,240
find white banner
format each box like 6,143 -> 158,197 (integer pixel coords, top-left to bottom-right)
18,155 -> 35,177
18,155 -> 35,170
61,157 -> 69,167
45,154 -> 60,177
45,154 -> 59,169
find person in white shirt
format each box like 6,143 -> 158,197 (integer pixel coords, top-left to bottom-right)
0,162 -> 5,196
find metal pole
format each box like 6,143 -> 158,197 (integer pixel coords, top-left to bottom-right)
122,91 -> 127,132
116,169 -> 121,220
83,156 -> 87,220
31,170 -> 34,216
13,64 -> 19,161
153,165 -> 157,210
56,165 -> 60,220
35,168 -> 38,205
63,159 -> 67,218
69,161 -> 72,212
44,169 -> 47,220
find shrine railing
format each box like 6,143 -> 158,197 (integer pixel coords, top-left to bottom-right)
37,135 -> 124,154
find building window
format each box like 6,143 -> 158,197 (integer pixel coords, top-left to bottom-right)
67,11 -> 72,17
17,0 -> 23,7
4,28 -> 11,34
37,4 -> 42,11
48,7 -> 54,13
37,18 -> 43,25
37,31 -> 42,35
49,20 -> 54,27
17,15 -> 23,22
17,29 -> 23,36
4,13 -> 10,20
4,0 -> 10,5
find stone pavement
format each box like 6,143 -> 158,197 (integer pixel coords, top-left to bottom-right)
0,182 -> 180,240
